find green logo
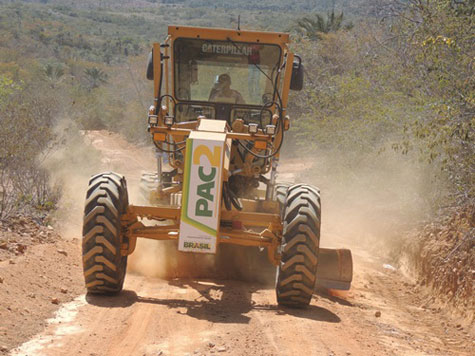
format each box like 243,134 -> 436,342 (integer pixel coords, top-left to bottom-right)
195,166 -> 216,217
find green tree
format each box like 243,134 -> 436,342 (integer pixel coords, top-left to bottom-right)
0,76 -> 19,106
84,67 -> 108,89
295,10 -> 352,40
43,64 -> 65,88
396,0 -> 474,200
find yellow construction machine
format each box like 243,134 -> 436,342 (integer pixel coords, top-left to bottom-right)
82,25 -> 352,307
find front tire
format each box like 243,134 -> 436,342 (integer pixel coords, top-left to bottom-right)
274,182 -> 291,207
82,172 -> 129,294
276,184 -> 321,307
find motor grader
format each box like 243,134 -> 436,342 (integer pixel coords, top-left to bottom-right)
82,25 -> 352,308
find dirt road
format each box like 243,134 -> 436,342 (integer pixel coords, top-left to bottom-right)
10,241 -> 473,356
5,131 -> 474,356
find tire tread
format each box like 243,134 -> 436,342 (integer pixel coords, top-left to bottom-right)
82,172 -> 128,294
276,184 -> 321,308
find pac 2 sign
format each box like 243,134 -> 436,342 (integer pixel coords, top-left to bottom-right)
179,131 -> 226,254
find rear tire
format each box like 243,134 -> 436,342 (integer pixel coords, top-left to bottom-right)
276,184 -> 321,308
82,172 -> 129,294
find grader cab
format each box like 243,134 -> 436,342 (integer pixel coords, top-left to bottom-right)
82,25 -> 352,308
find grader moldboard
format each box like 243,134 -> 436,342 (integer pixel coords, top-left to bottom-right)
82,25 -> 353,308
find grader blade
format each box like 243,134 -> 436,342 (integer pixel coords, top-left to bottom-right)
315,248 -> 353,291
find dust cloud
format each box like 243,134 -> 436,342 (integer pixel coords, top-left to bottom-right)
127,239 -> 218,279
43,122 -> 102,240
45,126 -> 438,282
45,127 -> 155,240
291,147 -> 447,258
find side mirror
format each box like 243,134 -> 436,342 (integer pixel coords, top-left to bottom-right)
290,55 -> 304,91
146,51 -> 154,80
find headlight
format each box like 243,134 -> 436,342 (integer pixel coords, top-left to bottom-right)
265,124 -> 276,135
148,115 -> 158,125
164,116 -> 174,127
248,123 -> 258,134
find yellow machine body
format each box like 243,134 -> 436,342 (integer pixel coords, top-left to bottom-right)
82,26 -> 353,302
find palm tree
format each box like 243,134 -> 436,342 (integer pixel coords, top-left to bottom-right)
43,64 -> 64,88
84,67 -> 108,89
295,10 -> 351,40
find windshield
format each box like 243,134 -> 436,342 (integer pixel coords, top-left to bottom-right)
174,38 -> 281,106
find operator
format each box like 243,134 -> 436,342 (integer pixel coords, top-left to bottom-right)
209,73 -> 245,104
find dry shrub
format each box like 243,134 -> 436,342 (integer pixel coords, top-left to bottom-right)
0,80 -> 61,220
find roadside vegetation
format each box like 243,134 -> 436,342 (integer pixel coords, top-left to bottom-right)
290,1 -> 473,205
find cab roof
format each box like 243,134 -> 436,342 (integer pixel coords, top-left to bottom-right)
168,25 -> 290,47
